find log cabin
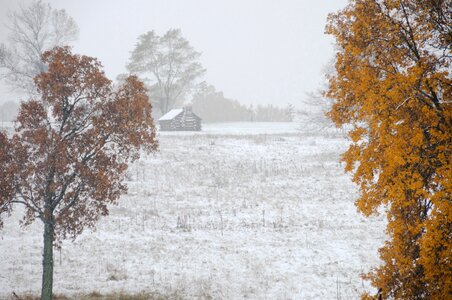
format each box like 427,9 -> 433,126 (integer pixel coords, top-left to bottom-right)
158,106 -> 202,131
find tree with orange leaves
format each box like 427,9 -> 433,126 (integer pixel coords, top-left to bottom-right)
326,0 -> 451,299
0,47 -> 158,299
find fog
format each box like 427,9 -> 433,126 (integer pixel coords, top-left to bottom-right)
0,0 -> 347,107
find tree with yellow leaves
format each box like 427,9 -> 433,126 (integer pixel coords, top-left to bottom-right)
326,0 -> 451,298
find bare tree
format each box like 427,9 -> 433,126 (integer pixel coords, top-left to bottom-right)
0,0 -> 79,94
127,29 -> 206,115
299,58 -> 337,132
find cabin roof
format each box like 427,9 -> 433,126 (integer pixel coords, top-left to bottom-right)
159,109 -> 183,121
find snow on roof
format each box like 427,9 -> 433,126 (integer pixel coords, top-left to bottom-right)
159,109 -> 183,121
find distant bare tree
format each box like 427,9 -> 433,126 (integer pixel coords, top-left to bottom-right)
299,91 -> 334,131
300,58 -> 336,131
0,0 -> 79,94
127,29 -> 205,115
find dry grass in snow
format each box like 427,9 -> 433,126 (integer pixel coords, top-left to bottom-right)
0,122 -> 386,299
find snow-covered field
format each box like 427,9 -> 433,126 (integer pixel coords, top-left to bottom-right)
0,122 -> 386,299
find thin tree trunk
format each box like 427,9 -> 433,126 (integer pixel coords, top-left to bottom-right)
41,220 -> 54,300
164,94 -> 170,114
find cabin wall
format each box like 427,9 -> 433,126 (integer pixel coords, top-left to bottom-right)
159,111 -> 202,131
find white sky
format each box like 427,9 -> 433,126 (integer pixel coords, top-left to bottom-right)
0,0 -> 347,106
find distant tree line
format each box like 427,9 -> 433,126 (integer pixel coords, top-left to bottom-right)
253,103 -> 294,122
192,84 -> 294,123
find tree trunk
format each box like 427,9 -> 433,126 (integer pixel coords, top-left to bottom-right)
41,220 -> 54,300
163,94 -> 170,115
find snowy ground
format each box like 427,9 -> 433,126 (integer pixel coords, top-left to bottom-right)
0,122 -> 386,299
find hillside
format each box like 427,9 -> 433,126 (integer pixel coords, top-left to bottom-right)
0,122 -> 385,299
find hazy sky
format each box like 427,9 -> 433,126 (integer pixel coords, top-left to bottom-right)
0,0 -> 347,106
